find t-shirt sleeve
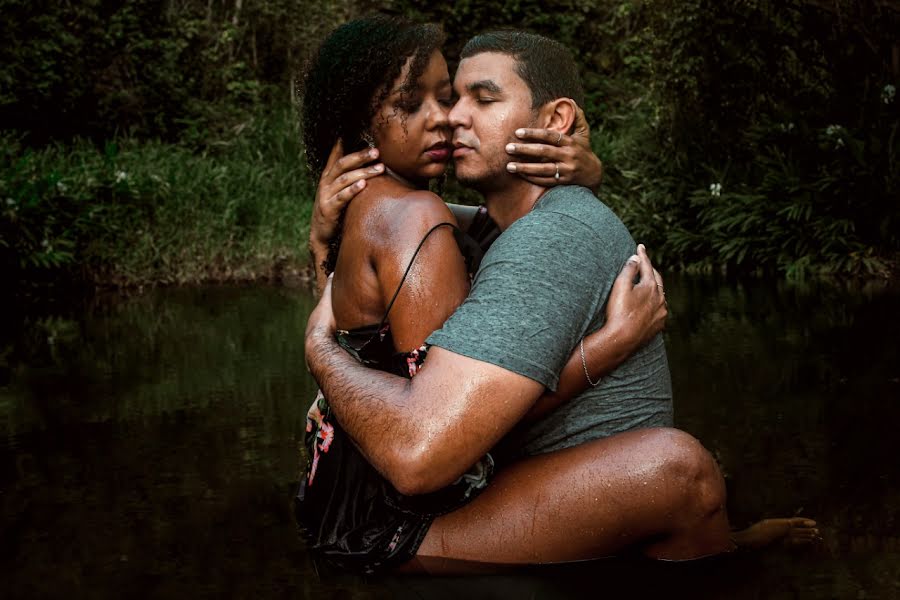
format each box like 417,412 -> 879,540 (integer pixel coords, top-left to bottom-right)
426,210 -> 619,391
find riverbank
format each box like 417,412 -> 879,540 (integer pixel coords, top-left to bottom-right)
4,103 -> 898,291
2,109 -> 314,289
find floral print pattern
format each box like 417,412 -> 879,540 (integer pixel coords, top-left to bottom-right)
306,390 -> 334,487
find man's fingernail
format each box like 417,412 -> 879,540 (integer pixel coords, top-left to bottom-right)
628,255 -> 639,263
506,143 -> 516,153
638,243 -> 646,252
506,163 -> 517,173
516,129 -> 525,137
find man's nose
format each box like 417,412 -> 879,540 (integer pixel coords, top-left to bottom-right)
448,99 -> 469,129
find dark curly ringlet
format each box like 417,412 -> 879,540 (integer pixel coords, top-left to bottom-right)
300,15 -> 444,274
301,15 -> 445,180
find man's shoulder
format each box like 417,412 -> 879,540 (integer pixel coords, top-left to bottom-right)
495,185 -> 632,257
536,185 -> 623,230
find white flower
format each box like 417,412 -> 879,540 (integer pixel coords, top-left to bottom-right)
883,84 -> 896,105
41,239 -> 50,249
709,183 -> 722,197
5,197 -> 15,207
56,181 -> 68,193
115,170 -> 128,183
825,125 -> 841,137
835,137 -> 845,148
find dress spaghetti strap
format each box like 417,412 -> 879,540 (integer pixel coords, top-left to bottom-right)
376,221 -> 457,329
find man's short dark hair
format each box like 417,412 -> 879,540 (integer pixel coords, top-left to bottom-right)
460,31 -> 584,109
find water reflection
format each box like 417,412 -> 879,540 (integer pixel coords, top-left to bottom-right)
1,278 -> 898,598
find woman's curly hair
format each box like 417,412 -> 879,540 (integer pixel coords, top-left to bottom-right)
301,16 -> 445,274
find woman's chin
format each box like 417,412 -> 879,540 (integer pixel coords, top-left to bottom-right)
419,162 -> 449,180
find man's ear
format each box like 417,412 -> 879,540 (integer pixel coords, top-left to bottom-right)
540,98 -> 577,135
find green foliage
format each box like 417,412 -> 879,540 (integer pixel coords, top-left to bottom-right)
1,0 -> 897,285
627,0 -> 900,278
1,109 -> 314,286
0,0 -> 354,143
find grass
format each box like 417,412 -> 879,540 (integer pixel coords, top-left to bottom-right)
1,107 -> 315,288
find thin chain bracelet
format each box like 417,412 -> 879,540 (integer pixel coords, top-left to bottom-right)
580,338 -> 601,387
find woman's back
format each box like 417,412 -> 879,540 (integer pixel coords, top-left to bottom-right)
331,175 -> 470,353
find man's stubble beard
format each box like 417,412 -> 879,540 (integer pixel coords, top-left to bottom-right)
453,152 -> 509,193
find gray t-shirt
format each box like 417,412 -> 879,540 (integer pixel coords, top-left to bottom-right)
427,185 -> 672,457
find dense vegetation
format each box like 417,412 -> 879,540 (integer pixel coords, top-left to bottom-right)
1,0 -> 897,287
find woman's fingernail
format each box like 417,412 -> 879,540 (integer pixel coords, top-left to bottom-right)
515,129 -> 525,137
371,164 -> 383,172
628,255 -> 639,263
638,243 -> 646,252
506,163 -> 517,173
506,143 -> 516,153
356,180 -> 365,189
369,149 -> 379,158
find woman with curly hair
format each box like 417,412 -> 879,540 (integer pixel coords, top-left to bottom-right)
294,15 -> 670,574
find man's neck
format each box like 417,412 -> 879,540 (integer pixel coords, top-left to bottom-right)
483,178 -> 549,231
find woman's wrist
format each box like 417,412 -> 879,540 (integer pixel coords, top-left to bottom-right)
599,315 -> 640,363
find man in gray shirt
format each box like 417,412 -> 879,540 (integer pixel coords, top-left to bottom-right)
305,31 -> 734,569
429,182 -> 673,460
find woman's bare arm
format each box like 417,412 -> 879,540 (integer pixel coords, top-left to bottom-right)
308,140 -> 384,295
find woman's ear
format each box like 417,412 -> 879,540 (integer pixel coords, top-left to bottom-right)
541,98 -> 577,135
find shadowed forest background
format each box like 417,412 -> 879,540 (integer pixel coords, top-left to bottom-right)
1,0 -> 898,287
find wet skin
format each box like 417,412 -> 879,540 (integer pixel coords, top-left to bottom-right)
305,48 -> 740,570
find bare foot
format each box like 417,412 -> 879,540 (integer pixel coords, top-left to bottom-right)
731,518 -> 820,550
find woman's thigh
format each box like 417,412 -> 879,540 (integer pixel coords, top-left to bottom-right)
413,427 -> 728,570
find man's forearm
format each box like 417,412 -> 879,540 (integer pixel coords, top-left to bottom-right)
306,327 -> 424,489
306,325 -> 541,495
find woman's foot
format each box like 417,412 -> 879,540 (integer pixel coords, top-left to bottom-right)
731,518 -> 820,550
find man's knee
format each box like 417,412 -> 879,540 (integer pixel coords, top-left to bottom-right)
646,428 -> 726,517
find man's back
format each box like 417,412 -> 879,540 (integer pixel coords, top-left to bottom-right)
428,185 -> 672,458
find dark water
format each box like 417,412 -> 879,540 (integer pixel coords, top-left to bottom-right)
1,278 -> 898,599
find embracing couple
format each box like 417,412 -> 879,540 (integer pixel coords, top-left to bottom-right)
296,15 -> 816,575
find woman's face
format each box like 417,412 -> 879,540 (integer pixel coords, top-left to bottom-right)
370,49 -> 453,185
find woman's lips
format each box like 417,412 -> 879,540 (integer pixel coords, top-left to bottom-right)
426,146 -> 451,161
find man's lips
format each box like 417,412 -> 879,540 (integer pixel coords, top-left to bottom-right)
452,143 -> 474,158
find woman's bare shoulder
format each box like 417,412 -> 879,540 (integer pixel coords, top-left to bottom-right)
345,180 -> 457,252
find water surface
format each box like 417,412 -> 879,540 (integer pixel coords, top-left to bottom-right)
2,278 -> 898,598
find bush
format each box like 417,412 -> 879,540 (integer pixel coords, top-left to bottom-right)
0,0 -> 354,144
631,0 -> 900,278
1,109 -> 314,286
1,0 -> 897,284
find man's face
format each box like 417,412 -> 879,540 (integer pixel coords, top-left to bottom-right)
449,52 -> 538,190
